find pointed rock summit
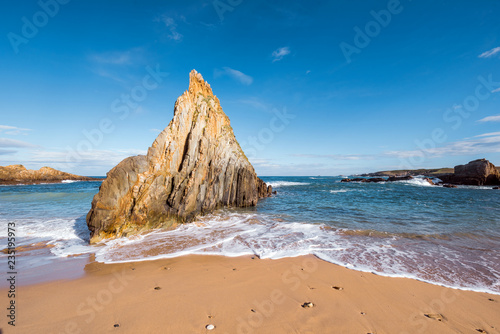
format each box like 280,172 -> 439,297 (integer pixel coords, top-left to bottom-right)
87,70 -> 272,243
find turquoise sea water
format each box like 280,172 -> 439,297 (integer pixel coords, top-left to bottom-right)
0,176 -> 499,294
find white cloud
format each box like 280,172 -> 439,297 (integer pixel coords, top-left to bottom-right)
492,87 -> 500,93
0,138 -> 37,148
90,51 -> 133,65
272,47 -> 291,62
150,128 -> 163,133
237,98 -> 272,111
0,149 -> 16,155
474,132 -> 500,138
91,69 -> 127,83
158,16 -> 183,41
384,132 -> 500,159
293,133 -> 500,162
27,148 -> 147,170
214,67 -> 253,85
293,153 -> 375,160
477,115 -> 500,123
0,125 -> 31,135
478,46 -> 500,58
249,158 -> 281,169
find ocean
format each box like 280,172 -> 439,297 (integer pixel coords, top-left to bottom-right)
1,176 -> 499,294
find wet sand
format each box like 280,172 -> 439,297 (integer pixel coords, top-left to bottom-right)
1,254 -> 499,333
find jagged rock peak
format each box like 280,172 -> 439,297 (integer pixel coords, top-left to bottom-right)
86,70 -> 272,244
188,69 -> 214,97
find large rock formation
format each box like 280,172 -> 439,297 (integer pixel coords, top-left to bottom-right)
87,70 -> 272,243
439,159 -> 500,186
0,165 -> 99,185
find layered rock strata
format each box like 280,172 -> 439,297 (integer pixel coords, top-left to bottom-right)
87,70 -> 272,243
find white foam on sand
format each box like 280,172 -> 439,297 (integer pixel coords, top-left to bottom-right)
88,211 -> 500,295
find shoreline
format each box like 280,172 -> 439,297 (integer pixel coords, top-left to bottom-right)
2,254 -> 499,333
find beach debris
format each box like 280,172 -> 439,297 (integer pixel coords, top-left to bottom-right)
154,286 -> 161,290
488,298 -> 495,302
475,329 -> 486,333
251,309 -> 256,313
361,312 -> 366,315
208,315 -> 214,319
114,323 -> 120,328
332,286 -> 343,290
206,324 -> 215,330
424,313 -> 444,321
232,268 -> 237,271
301,302 -> 314,308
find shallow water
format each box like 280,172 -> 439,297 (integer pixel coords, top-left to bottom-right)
0,176 -> 499,294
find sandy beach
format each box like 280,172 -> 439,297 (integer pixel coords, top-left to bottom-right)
2,254 -> 499,334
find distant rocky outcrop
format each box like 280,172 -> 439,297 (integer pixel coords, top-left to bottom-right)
386,175 -> 413,182
0,165 -> 99,185
361,168 -> 454,177
86,70 -> 272,244
439,159 -> 500,186
359,159 -> 499,187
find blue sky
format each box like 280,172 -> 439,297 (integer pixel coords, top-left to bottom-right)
1,0 -> 499,176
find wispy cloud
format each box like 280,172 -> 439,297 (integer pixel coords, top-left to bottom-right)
0,149 -> 17,155
478,46 -> 500,58
272,47 -> 291,62
90,50 -> 134,65
293,133 -> 500,162
91,69 -> 128,83
89,48 -> 145,83
249,158 -> 282,169
237,98 -> 272,111
214,67 -> 253,85
0,125 -> 31,135
0,138 -> 37,148
28,148 -> 147,169
150,128 -> 163,133
157,16 -> 183,41
384,132 -> 500,158
492,87 -> 500,93
477,115 -> 500,123
474,132 -> 500,138
293,153 -> 375,160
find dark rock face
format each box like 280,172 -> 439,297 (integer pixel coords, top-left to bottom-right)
367,178 -> 386,183
443,184 -> 458,188
0,165 -> 99,185
439,159 -> 500,186
341,177 -> 386,183
387,175 -> 413,182
86,70 -> 272,243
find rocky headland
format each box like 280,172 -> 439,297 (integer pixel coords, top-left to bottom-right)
86,70 -> 272,244
346,159 -> 500,187
0,164 -> 100,185
439,159 -> 500,186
